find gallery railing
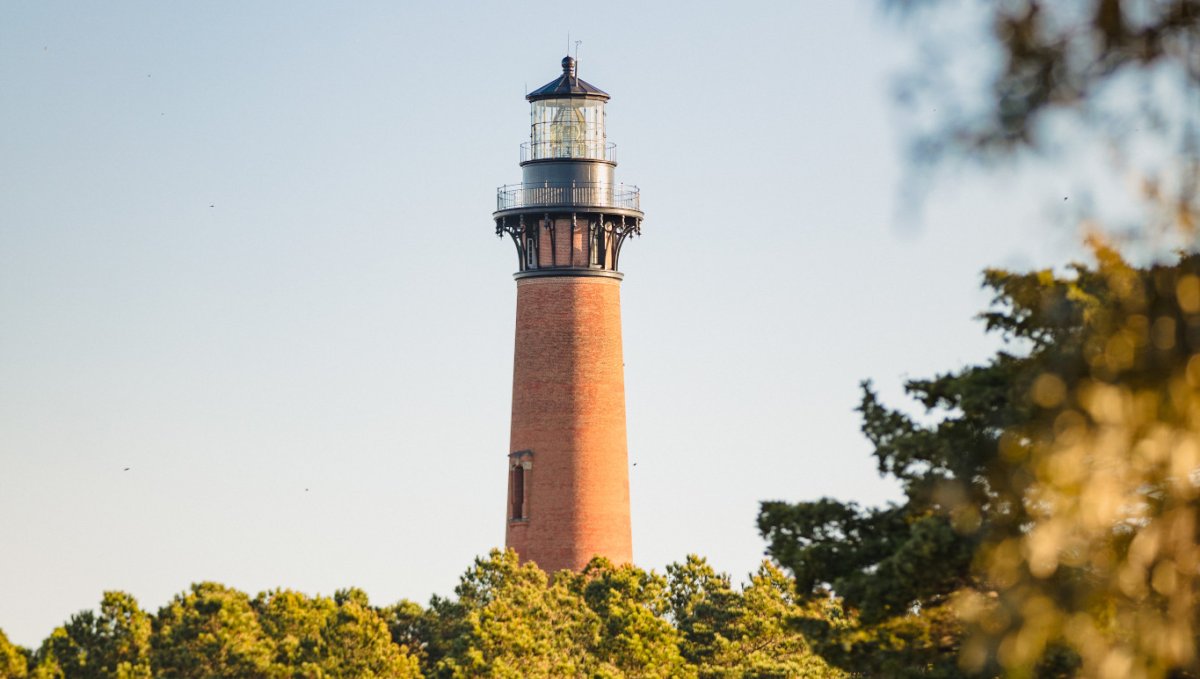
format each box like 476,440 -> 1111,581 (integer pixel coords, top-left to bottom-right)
496,182 -> 640,211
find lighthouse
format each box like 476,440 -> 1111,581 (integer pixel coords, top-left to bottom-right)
493,56 -> 644,573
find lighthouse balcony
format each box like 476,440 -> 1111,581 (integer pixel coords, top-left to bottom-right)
495,181 -> 640,213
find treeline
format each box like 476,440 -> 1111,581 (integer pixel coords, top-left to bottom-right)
0,551 -> 846,679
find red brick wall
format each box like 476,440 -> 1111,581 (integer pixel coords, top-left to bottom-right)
535,218 -> 590,268
505,275 -> 633,572
537,221 -> 553,267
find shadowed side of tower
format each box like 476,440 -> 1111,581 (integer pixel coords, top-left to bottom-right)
493,56 -> 643,573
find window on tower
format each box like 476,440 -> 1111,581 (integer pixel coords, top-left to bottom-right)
509,451 -> 532,522
525,235 -> 537,269
511,466 -> 525,520
591,222 -> 605,267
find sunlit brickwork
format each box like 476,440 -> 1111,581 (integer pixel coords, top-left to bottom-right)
505,276 -> 632,572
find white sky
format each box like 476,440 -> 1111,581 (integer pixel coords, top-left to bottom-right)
0,1 -> 1086,647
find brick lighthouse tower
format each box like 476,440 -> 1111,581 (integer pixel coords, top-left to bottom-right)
493,56 -> 643,573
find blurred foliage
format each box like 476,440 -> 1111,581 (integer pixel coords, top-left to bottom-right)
890,0 -> 1199,237
760,246 -> 1200,678
757,2 -> 1200,675
0,550 -> 844,678
0,629 -> 29,679
959,246 -> 1200,678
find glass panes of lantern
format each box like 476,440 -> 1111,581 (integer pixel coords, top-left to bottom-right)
529,98 -> 606,160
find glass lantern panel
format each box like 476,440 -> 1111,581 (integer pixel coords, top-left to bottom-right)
530,98 -> 606,160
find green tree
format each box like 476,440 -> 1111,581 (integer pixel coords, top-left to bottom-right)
253,587 -> 422,678
380,600 -> 426,667
0,629 -> 28,679
422,550 -> 698,678
254,588 -> 336,676
573,558 -> 693,679
321,589 -> 420,678
758,372 -> 1012,677
760,248 -> 1200,677
724,562 -> 847,679
756,259 -> 1071,676
151,582 -> 277,678
423,549 -> 598,678
666,555 -> 742,670
666,556 -> 846,678
27,592 -> 151,679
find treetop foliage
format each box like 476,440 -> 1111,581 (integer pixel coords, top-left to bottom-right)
0,551 -> 844,679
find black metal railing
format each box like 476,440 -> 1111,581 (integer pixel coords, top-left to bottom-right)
496,182 -> 640,211
520,141 -> 617,162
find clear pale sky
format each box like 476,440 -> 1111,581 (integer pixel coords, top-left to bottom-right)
0,1 -> 1084,646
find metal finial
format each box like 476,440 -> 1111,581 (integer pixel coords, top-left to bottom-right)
562,55 -> 576,77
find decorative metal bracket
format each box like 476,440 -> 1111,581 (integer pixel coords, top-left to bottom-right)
496,216 -> 526,269
611,216 -> 641,271
497,212 -> 641,274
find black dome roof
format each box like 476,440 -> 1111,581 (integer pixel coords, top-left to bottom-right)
526,56 -> 609,102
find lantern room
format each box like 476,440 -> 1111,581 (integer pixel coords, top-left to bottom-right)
523,56 -> 612,162
494,55 -> 642,276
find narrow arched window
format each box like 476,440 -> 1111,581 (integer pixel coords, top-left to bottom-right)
510,465 -> 526,520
